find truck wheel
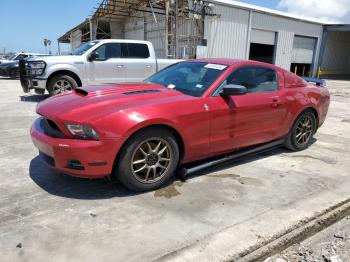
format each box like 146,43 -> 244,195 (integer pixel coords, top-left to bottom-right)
47,74 -> 78,95
284,109 -> 317,151
10,68 -> 19,79
114,127 -> 180,192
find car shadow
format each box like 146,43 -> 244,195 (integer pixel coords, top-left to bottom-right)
29,156 -> 136,199
29,138 -> 317,199
20,94 -> 50,103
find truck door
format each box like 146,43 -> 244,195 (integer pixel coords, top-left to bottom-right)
86,42 -> 126,85
122,43 -> 157,81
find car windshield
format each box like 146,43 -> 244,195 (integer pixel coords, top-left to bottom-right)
7,55 -> 16,60
72,41 -> 100,56
145,62 -> 228,97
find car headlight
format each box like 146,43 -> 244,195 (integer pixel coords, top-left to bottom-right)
27,61 -> 46,76
65,124 -> 99,140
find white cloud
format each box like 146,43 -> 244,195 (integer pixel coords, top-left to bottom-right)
278,0 -> 350,23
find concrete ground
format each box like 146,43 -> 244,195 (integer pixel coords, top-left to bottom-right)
0,79 -> 349,262
270,215 -> 350,262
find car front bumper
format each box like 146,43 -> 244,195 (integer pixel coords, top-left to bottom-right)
0,67 -> 10,77
19,60 -> 47,93
31,117 -> 121,179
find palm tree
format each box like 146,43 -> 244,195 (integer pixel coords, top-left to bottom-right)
43,39 -> 52,54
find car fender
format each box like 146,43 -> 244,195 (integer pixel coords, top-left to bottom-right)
44,64 -> 84,83
97,111 -> 186,158
289,94 -> 321,129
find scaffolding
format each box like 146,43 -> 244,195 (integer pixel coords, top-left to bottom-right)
90,0 -> 218,58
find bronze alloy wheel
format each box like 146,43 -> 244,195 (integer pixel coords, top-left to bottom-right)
295,114 -> 314,146
131,138 -> 172,184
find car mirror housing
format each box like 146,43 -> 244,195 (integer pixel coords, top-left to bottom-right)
220,84 -> 247,96
88,52 -> 99,62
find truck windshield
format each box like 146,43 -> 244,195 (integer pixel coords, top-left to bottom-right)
145,62 -> 228,97
72,41 -> 100,56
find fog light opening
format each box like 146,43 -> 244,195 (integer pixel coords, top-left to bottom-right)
67,160 -> 85,170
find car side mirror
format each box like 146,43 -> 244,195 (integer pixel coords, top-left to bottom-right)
220,84 -> 247,96
88,52 -> 99,62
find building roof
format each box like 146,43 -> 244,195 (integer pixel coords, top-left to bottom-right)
210,0 -> 327,25
58,19 -> 90,43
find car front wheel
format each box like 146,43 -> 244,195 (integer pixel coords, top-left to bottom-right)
10,68 -> 19,79
284,109 -> 317,151
115,127 -> 180,192
47,74 -> 78,95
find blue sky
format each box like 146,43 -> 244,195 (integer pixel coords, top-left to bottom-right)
0,0 -> 97,54
0,0 -> 349,54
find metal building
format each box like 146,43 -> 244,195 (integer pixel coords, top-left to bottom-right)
58,0 -> 329,77
318,24 -> 350,78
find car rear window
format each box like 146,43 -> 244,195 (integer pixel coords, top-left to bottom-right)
124,43 -> 150,59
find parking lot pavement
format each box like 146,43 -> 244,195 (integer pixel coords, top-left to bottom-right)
0,79 -> 349,262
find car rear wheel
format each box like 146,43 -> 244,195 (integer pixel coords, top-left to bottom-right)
284,109 -> 317,151
47,74 -> 78,95
114,127 -> 179,192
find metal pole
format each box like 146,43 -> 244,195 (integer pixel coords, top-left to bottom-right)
174,0 -> 178,58
165,0 -> 169,57
245,10 -> 253,60
57,41 -> 61,55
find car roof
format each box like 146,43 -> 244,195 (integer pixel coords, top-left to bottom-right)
186,58 -> 282,70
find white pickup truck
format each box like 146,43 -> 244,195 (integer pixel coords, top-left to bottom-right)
20,39 -> 181,95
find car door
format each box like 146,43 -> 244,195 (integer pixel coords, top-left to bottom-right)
86,42 -> 126,85
123,43 -> 157,81
208,66 -> 287,155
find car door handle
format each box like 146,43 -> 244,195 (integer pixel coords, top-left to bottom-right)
116,64 -> 124,68
271,96 -> 282,108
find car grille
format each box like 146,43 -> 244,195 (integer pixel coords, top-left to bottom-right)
40,118 -> 65,138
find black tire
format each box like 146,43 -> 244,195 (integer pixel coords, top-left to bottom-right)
47,74 -> 78,96
284,109 -> 317,151
114,127 -> 180,192
10,68 -> 19,79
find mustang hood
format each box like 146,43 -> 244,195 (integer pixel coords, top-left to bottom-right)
36,82 -> 191,122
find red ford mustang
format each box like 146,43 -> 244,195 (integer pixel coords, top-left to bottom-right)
31,59 -> 330,191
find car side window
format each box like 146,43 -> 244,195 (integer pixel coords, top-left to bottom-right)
93,43 -> 121,61
224,66 -> 278,93
124,43 -> 150,58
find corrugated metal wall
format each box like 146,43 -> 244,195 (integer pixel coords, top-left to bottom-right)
204,4 -> 323,75
321,32 -> 350,72
251,12 -> 322,75
144,14 -> 166,58
274,31 -> 294,70
119,2 -> 325,75
204,5 -> 249,59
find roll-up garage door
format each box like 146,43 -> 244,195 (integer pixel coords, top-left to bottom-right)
251,29 -> 276,45
291,36 -> 316,64
249,29 -> 276,64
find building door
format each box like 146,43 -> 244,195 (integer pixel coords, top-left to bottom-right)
290,36 -> 317,77
249,29 -> 276,64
